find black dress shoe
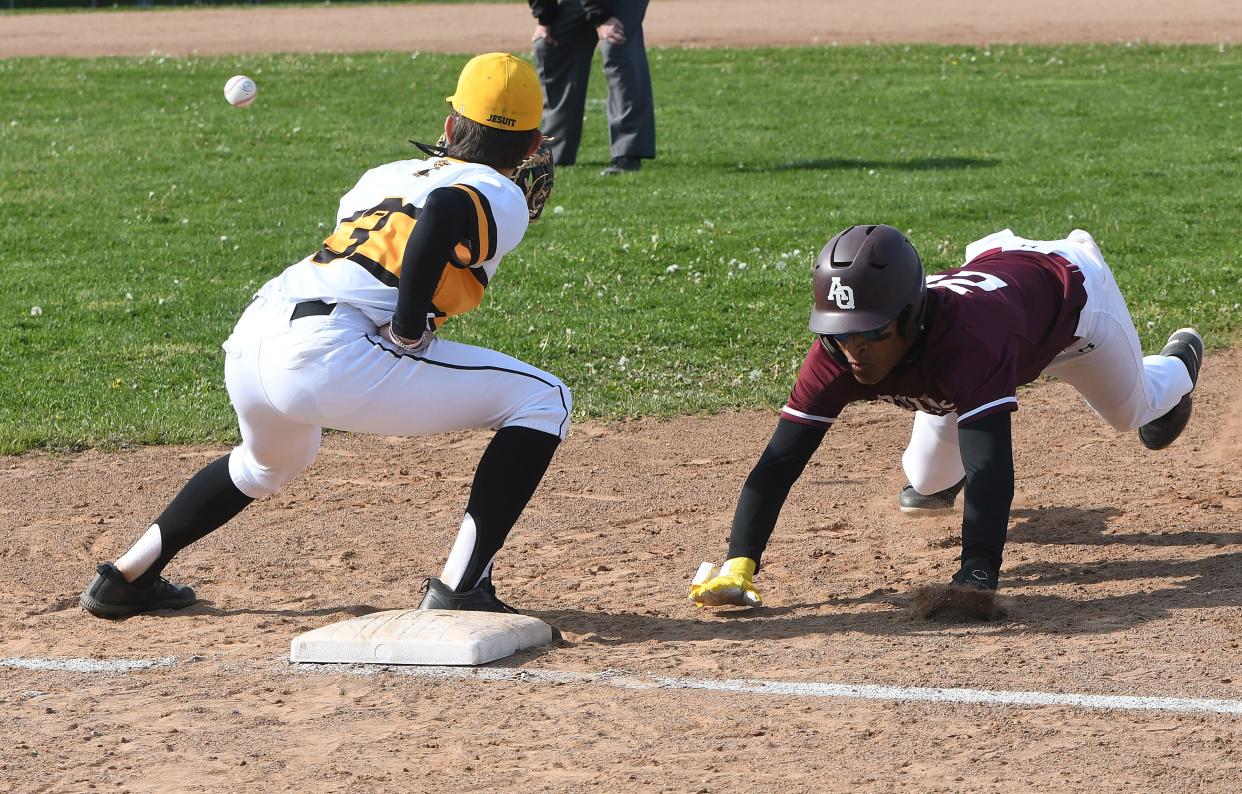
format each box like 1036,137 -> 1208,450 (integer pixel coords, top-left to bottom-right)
600,156 -> 642,176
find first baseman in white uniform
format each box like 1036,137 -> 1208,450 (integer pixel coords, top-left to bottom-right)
81,53 -> 567,617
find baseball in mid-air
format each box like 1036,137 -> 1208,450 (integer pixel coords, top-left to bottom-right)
224,75 -> 258,108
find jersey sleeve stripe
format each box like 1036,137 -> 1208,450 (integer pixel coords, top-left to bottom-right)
957,396 -> 1018,424
780,406 -> 836,425
451,184 -> 498,265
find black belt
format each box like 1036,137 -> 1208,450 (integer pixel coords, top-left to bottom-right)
290,299 -> 336,320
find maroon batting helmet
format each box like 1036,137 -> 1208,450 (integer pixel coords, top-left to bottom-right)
809,224 -> 927,338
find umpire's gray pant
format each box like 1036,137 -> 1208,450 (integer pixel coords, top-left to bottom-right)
532,0 -> 655,166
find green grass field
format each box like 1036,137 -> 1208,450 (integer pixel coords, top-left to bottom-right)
0,45 -> 1238,453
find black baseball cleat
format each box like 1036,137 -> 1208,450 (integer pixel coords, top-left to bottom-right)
418,576 -> 518,613
79,563 -> 197,619
1138,328 -> 1203,451
951,557 -> 999,591
909,556 -> 1003,620
899,477 -> 966,513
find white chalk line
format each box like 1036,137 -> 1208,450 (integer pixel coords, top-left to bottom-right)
4,655 -> 1240,715
299,664 -> 1242,715
0,656 -> 175,673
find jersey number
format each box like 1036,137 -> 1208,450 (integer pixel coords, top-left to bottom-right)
926,271 -> 1009,295
312,197 -> 419,285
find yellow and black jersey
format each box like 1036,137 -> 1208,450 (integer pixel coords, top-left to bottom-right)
272,156 -> 529,329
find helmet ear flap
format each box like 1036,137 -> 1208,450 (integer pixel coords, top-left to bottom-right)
897,288 -> 927,338
896,306 -> 913,338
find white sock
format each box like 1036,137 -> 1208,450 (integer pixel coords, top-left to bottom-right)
114,524 -> 162,583
440,513 -> 492,590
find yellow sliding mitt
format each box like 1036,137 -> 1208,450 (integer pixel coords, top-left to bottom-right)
689,557 -> 762,607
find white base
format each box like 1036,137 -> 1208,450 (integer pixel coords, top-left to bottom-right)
290,609 -> 555,666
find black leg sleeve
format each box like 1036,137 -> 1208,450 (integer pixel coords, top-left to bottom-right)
454,426 -> 561,592
957,411 -> 1015,570
134,453 -> 254,586
726,418 -> 826,571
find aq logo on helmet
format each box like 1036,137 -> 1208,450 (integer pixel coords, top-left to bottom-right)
826,276 -> 855,310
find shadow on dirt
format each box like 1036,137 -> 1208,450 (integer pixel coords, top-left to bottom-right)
1008,505 -> 1242,547
1000,551 -> 1242,632
177,602 -> 390,620
528,549 -> 1242,643
528,602 -> 954,646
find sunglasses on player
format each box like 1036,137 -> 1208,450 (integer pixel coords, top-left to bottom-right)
824,324 -> 893,344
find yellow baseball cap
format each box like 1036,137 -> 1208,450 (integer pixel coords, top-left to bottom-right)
447,53 -> 543,132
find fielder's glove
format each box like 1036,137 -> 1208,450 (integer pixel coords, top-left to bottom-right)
689,557 -> 763,607
413,134 -> 555,222
511,141 -> 555,221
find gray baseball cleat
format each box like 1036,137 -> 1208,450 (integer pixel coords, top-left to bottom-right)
79,562 -> 196,619
417,576 -> 518,613
1138,328 -> 1203,451
899,477 -> 966,513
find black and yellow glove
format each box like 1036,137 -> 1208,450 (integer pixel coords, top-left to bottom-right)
511,141 -> 555,221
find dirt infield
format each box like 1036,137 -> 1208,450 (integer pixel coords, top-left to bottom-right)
4,353 -> 1240,791
3,3 -> 1241,793
2,0 -> 1241,57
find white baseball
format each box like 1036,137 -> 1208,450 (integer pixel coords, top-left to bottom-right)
224,75 -> 258,108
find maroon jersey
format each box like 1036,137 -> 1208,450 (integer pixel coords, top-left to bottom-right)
783,249 -> 1088,428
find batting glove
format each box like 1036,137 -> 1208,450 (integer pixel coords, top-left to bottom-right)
689,557 -> 762,607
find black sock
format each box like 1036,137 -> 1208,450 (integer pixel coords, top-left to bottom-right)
452,426 -> 561,592
133,454 -> 254,586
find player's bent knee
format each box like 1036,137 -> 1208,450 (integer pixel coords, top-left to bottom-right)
228,438 -> 321,498
504,380 -> 572,441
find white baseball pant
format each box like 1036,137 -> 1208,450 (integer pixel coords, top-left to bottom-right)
221,285 -> 571,498
903,230 -> 1193,496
